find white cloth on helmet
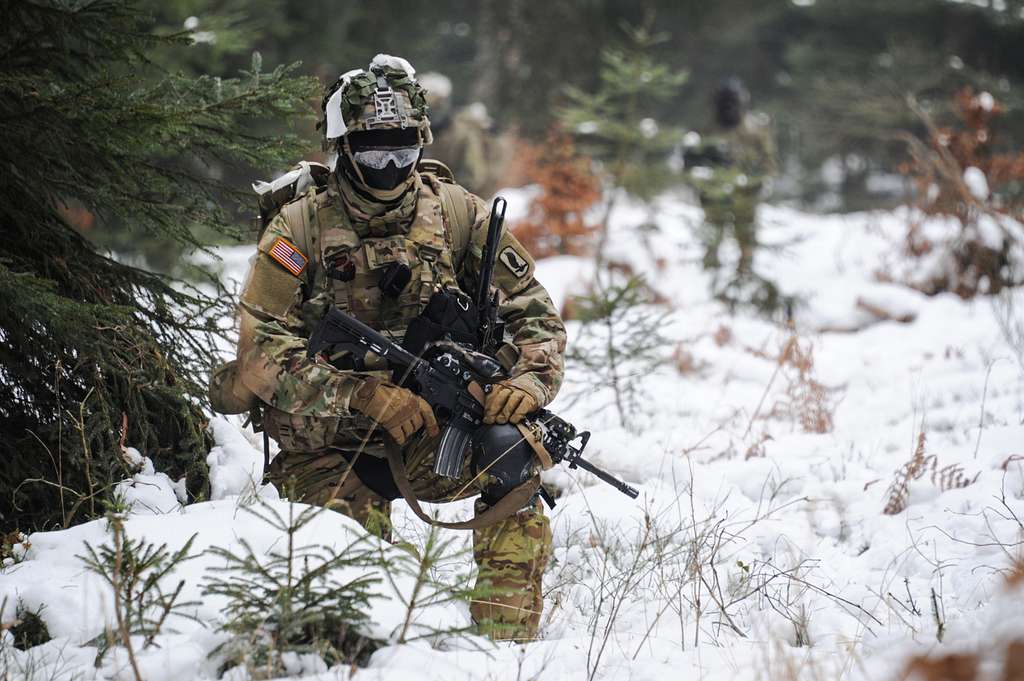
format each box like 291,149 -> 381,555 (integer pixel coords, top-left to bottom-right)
324,68 -> 364,139
251,166 -> 304,195
370,54 -> 417,79
325,56 -> 418,139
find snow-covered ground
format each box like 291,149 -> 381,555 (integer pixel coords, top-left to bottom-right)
3,191 -> 1023,680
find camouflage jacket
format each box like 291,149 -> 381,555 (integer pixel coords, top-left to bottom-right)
236,171 -> 566,454
685,113 -> 777,200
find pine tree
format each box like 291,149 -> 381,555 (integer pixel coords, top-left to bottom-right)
0,0 -> 318,531
559,18 -> 688,263
560,19 -> 687,202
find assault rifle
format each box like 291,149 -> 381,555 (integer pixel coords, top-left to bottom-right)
683,143 -> 734,169
307,307 -> 639,499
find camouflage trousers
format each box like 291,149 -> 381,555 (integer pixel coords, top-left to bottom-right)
698,187 -> 760,273
267,429 -> 552,642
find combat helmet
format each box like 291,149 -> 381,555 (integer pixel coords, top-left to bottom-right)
320,54 -> 433,194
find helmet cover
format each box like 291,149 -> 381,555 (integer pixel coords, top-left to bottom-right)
321,54 -> 433,149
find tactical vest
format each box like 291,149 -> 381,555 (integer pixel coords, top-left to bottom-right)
308,175 -> 464,339
266,168 -> 476,455
210,161 -> 473,419
276,164 -> 471,368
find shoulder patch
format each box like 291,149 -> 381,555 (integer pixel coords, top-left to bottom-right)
499,246 -> 530,279
268,237 -> 308,277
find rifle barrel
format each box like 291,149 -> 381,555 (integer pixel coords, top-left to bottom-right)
571,457 -> 640,499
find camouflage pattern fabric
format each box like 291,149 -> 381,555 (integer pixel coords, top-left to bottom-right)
470,498 -> 551,641
321,61 -> 433,147
238,167 -> 565,640
266,423 -> 552,641
687,114 -> 777,272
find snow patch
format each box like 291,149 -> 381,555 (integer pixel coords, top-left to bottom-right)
963,165 -> 990,200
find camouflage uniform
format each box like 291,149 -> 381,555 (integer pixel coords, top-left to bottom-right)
237,157 -> 564,640
686,113 -> 777,273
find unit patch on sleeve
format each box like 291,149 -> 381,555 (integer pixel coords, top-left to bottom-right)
268,237 -> 308,277
499,246 -> 530,279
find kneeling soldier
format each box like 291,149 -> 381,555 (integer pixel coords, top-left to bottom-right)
221,55 -> 566,641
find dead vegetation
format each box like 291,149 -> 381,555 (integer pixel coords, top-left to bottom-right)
746,330 -> 841,436
899,88 -> 1024,299
882,432 -> 980,516
508,129 -> 602,259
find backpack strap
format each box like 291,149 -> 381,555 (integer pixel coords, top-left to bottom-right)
435,180 -> 472,271
418,159 -> 473,271
279,190 -> 318,288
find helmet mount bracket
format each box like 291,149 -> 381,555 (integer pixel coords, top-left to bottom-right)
368,87 -> 404,129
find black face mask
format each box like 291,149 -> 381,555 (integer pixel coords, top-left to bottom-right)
358,158 -> 416,191
714,79 -> 748,129
345,128 -> 422,192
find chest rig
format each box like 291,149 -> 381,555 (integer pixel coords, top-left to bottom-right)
314,177 -> 462,341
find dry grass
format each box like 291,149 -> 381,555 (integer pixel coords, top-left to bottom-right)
713,325 -> 733,347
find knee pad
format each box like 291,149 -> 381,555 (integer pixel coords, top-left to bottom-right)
470,424 -> 537,507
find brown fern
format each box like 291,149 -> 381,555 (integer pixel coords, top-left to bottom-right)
883,433 -> 979,515
901,653 -> 979,681
932,463 -> 980,492
884,433 -> 936,515
758,333 -> 840,434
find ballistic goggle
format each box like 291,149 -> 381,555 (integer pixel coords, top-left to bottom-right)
352,147 -> 420,170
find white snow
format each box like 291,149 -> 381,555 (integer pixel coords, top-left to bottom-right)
963,165 -> 990,200
3,191 -> 1024,680
638,117 -> 659,139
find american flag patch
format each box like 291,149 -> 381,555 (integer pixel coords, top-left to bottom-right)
268,237 -> 307,277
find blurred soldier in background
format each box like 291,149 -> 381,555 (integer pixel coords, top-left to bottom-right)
684,78 -> 777,277
420,71 -> 510,198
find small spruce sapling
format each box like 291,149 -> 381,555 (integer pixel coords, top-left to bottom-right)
201,500 -> 382,677
565,275 -> 670,432
375,515 -> 486,645
79,514 -> 199,664
560,18 -> 688,264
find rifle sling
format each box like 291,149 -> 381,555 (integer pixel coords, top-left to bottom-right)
383,441 -> 540,530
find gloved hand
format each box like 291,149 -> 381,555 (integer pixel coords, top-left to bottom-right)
483,377 -> 541,425
349,377 -> 439,444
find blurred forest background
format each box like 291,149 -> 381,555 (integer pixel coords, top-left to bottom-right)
94,0 -> 1024,260
4,0 -> 1024,532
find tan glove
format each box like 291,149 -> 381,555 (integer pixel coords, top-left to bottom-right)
483,377 -> 541,425
349,377 -> 439,444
